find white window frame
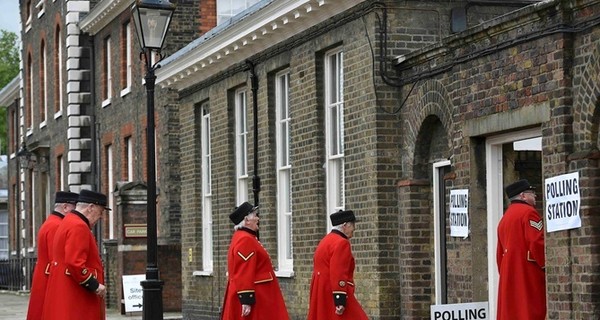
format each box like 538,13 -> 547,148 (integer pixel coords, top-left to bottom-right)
28,57 -> 34,134
201,106 -> 213,273
121,22 -> 132,97
0,210 -> 8,259
54,25 -> 64,119
40,41 -> 47,127
30,172 -> 36,250
107,145 -> 115,239
102,37 -> 112,107
58,155 -> 64,189
485,127 -> 542,319
36,0 -> 45,18
126,137 -> 133,181
275,70 -> 293,276
235,88 -> 249,204
324,48 -> 344,230
216,0 -> 261,25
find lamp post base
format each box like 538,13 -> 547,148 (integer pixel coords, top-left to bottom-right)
141,277 -> 164,320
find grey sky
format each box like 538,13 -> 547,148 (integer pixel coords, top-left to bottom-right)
0,1 -> 21,36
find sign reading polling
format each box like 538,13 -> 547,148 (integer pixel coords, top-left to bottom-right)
449,189 -> 469,238
545,172 -> 581,233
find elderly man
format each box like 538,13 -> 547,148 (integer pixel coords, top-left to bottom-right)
497,179 -> 546,320
307,209 -> 368,320
27,191 -> 78,320
221,202 -> 290,320
42,189 -> 111,320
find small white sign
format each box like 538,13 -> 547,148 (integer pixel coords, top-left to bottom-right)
449,189 -> 469,238
431,301 -> 489,320
122,274 -> 145,313
545,172 -> 581,232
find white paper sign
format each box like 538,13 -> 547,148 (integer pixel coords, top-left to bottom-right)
449,189 -> 469,238
545,172 -> 581,232
122,274 -> 145,312
431,301 -> 489,320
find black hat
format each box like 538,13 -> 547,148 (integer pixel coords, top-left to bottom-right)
505,179 -> 534,198
78,189 -> 111,210
55,191 -> 79,204
330,209 -> 356,226
229,202 -> 258,225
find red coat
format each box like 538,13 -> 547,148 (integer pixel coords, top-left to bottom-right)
27,212 -> 64,320
496,201 -> 546,320
42,211 -> 105,320
307,230 -> 368,320
221,228 -> 289,320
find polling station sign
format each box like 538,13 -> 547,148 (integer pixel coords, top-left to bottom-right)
545,172 -> 581,233
431,301 -> 488,320
449,189 -> 469,238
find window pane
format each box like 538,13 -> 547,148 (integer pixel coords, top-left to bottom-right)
337,105 -> 343,154
280,122 -> 288,166
329,106 -> 339,155
328,55 -> 338,104
286,214 -> 292,259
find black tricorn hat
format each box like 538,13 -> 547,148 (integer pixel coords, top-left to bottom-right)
55,191 -> 79,204
330,209 -> 356,226
78,189 -> 111,211
505,179 -> 535,198
229,202 -> 258,225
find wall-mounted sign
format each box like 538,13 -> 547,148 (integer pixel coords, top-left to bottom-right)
545,172 -> 581,233
449,189 -> 469,238
430,301 -> 488,320
124,224 -> 147,238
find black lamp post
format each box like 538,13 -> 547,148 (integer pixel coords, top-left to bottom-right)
131,1 -> 175,319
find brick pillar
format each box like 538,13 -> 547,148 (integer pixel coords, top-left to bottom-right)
397,179 -> 434,320
105,181 -> 182,314
109,182 -> 150,314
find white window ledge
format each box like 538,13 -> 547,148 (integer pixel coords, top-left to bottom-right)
120,87 -> 131,97
275,270 -> 294,278
102,98 -> 112,108
192,270 -> 213,277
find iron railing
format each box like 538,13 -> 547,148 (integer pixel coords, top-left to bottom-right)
0,257 -> 36,291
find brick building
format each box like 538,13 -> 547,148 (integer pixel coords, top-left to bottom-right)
2,0 -> 206,312
1,0 -> 599,319
155,0 -> 599,319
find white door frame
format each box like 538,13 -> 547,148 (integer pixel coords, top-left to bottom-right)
433,160 -> 451,304
486,127 -> 541,318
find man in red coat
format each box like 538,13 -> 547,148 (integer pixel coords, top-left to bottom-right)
307,209 -> 368,320
42,190 -> 110,320
221,202 -> 290,320
27,191 -> 78,320
497,179 -> 546,320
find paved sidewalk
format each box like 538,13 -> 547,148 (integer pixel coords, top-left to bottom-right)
0,291 -> 182,320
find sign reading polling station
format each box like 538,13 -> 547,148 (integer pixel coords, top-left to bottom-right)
449,189 -> 469,238
545,172 -> 581,233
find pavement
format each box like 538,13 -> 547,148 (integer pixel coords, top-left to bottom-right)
0,291 -> 182,320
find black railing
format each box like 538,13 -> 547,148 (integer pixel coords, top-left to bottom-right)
0,257 -> 36,291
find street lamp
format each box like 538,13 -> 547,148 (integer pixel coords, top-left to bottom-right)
16,144 -> 32,169
131,1 -> 175,319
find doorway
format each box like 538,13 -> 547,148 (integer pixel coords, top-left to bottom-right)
486,127 -> 542,318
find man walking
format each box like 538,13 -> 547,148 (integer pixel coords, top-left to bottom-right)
27,191 -> 78,320
42,190 -> 111,320
221,202 -> 289,320
307,209 -> 368,320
